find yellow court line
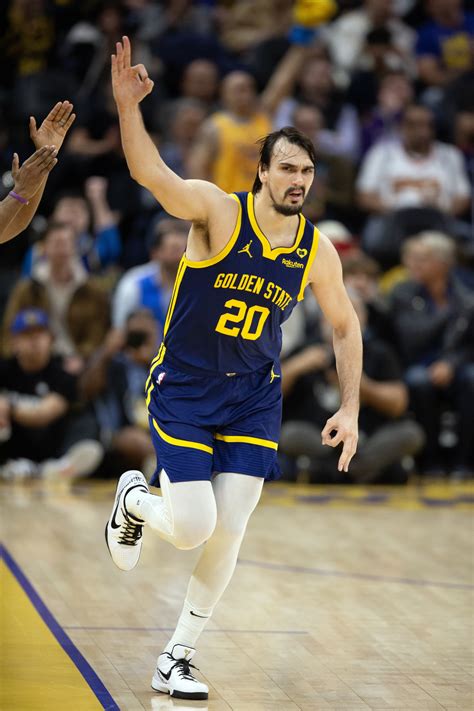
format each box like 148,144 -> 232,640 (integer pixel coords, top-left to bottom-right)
215,433 -> 278,450
152,418 -> 213,455
0,559 -> 104,711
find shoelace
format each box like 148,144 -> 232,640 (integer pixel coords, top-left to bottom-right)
118,509 -> 143,546
166,655 -> 200,681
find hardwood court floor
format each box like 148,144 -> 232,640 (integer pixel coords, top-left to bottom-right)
1,479 -> 473,711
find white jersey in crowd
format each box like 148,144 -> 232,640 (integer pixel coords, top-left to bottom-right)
356,140 -> 471,213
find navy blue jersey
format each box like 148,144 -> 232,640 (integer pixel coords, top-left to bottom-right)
151,191 -> 319,375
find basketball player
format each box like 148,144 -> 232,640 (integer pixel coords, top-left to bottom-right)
106,37 -> 362,701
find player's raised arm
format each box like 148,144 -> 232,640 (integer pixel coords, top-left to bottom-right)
111,36 -> 224,222
307,234 -> 362,473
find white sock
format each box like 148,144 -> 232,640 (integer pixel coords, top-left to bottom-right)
126,489 -> 173,535
165,599 -> 213,652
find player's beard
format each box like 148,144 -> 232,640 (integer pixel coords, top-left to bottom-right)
269,185 -> 305,216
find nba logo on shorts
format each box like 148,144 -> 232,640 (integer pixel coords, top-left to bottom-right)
157,372 -> 166,385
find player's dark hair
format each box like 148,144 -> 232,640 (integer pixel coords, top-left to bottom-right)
252,127 -> 316,194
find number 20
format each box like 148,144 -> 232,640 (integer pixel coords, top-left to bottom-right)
215,299 -> 270,341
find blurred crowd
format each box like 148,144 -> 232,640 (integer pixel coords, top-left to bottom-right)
0,0 -> 473,484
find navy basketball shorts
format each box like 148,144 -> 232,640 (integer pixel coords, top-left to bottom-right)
146,362 -> 282,484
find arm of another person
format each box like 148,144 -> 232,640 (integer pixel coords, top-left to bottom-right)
359,374 -> 407,417
308,234 -> 362,471
84,176 -> 122,267
281,345 -> 332,397
0,147 -> 58,244
1,102 -> 76,243
112,36 -> 231,227
10,393 -> 69,428
260,44 -> 308,117
79,329 -> 125,401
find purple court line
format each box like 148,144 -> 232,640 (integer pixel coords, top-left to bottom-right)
64,626 -> 307,634
237,558 -> 474,590
0,544 -> 119,711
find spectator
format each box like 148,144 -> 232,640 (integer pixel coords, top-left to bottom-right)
280,291 -> 424,483
188,42 -> 311,191
79,309 -> 159,476
24,177 -> 122,275
274,56 -> 361,161
416,0 -> 474,91
341,250 -> 392,342
357,103 -> 471,267
187,71 -> 271,192
3,222 -> 110,367
159,99 -> 208,178
179,59 -> 220,111
358,70 -> 414,153
65,82 -> 122,180
290,103 -> 355,221
0,308 -> 103,482
325,0 -> 416,87
390,232 -> 474,477
112,218 -> 187,329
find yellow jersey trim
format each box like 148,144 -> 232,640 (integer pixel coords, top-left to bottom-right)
184,193 -> 242,269
152,418 -> 214,455
297,227 -> 320,301
163,258 -> 187,337
214,433 -> 278,450
145,381 -> 154,407
247,192 -> 305,260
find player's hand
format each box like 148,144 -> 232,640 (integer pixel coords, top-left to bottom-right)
30,101 -> 76,151
321,408 -> 358,473
12,146 -> 58,200
111,35 -> 154,109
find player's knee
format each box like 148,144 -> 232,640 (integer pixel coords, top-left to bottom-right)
214,510 -> 249,541
173,513 -> 217,550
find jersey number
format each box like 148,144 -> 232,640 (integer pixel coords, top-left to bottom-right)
215,299 -> 270,341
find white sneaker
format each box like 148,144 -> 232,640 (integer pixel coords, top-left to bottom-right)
0,458 -> 39,481
41,440 -> 104,481
105,470 -> 149,571
151,645 -> 209,700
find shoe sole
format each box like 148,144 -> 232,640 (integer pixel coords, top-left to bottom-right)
151,678 -> 208,700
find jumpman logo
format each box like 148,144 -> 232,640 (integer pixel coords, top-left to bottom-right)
238,240 -> 253,258
270,366 -> 281,383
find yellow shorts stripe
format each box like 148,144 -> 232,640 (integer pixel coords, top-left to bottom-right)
152,418 -> 213,455
214,433 -> 278,450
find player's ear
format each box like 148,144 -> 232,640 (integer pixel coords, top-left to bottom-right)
258,163 -> 267,185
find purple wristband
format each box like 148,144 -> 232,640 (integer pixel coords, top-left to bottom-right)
9,191 -> 29,205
